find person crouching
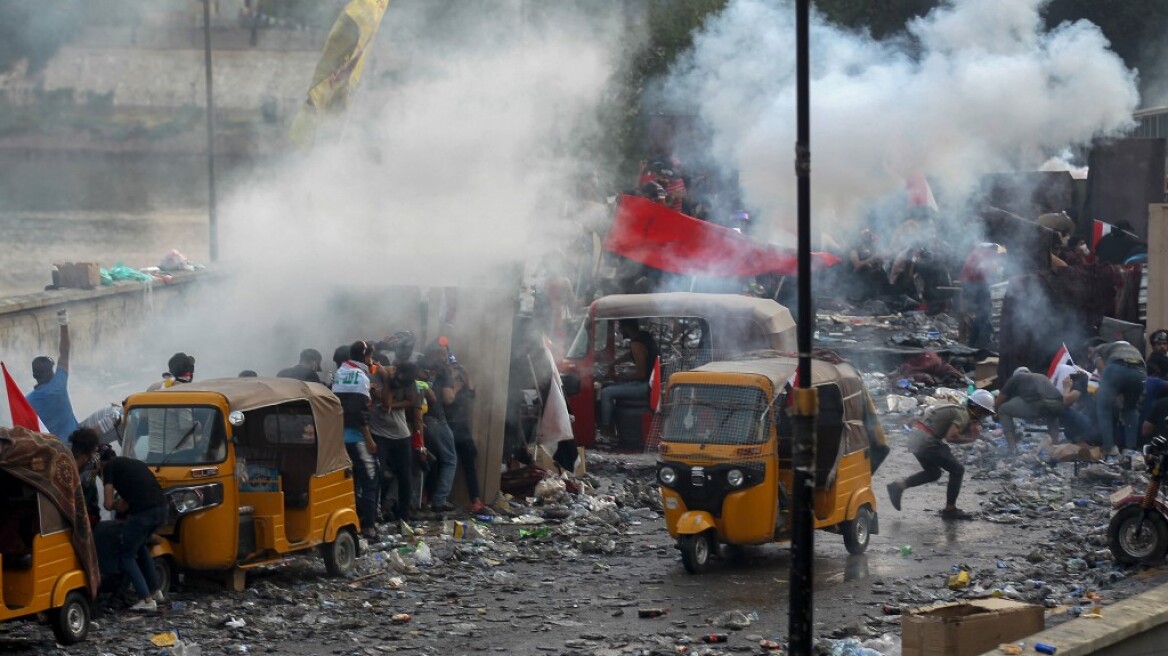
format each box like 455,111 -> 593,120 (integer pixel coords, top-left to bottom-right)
886,389 -> 996,521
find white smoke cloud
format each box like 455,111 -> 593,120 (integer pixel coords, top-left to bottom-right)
666,0 -> 1140,239
46,2 -> 631,402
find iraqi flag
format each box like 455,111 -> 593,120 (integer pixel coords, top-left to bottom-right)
1091,220 -> 1114,250
1,362 -> 48,432
1046,344 -> 1083,391
906,173 -> 938,211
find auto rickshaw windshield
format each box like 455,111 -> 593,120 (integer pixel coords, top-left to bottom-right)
662,384 -> 771,445
122,406 -> 228,466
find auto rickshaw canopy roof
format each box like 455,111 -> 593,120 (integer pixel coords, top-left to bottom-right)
591,292 -> 796,352
145,377 -> 349,475
682,352 -> 873,457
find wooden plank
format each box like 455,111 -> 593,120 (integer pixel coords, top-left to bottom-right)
1147,204 -> 1168,340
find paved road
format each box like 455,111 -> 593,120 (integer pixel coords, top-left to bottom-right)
9,420 -> 1159,655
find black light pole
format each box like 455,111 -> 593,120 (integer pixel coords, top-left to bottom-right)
202,0 -> 219,262
788,0 -> 817,654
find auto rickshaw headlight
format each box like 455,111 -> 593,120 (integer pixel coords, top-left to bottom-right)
726,469 -> 745,488
171,488 -> 203,513
167,483 -> 224,516
659,466 -> 678,486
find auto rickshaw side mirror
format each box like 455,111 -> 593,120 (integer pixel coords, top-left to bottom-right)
561,374 -> 582,397
228,411 -> 245,426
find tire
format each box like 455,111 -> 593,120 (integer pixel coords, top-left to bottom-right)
678,532 -> 713,574
50,590 -> 90,645
1109,505 -> 1168,565
154,556 -> 175,595
843,505 -> 874,555
323,528 -> 358,576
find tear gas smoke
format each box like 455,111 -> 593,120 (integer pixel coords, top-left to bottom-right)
24,2 -> 631,411
1038,149 -> 1089,180
663,0 -> 1140,240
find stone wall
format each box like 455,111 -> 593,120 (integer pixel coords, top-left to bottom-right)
41,39 -> 320,117
0,271 -> 215,382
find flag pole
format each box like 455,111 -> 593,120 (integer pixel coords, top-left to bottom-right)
788,1 -> 817,654
202,0 -> 219,262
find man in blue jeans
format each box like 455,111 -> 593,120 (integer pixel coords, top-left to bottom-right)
99,451 -> 167,612
598,319 -> 659,437
1089,338 -> 1147,458
419,359 -> 457,513
333,341 -> 380,539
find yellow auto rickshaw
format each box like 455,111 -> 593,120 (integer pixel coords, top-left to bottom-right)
0,427 -> 99,644
120,378 -> 361,590
655,353 -> 889,573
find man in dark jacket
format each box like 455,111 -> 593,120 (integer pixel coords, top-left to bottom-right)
277,349 -> 323,384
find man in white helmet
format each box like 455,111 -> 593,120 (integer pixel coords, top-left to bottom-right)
886,389 -> 995,520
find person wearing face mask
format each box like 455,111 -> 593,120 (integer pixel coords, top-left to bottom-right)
69,427 -> 104,530
332,340 -> 379,539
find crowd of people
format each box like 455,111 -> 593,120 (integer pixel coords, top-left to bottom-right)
20,316 -> 488,613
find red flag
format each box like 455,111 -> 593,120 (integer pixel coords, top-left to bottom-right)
1046,343 -> 1084,392
648,356 -> 662,412
604,195 -> 840,277
2,362 -> 48,432
1091,220 -> 1114,250
1046,344 -> 1068,380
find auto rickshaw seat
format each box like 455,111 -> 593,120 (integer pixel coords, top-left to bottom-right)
278,447 -> 314,509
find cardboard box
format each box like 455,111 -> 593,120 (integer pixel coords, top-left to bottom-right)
902,598 -> 1044,656
55,262 -> 101,290
1049,443 -> 1102,462
975,357 -> 999,384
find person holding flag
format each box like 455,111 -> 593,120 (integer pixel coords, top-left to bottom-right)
26,309 -> 78,442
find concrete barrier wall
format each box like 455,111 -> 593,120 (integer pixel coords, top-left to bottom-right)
0,271 -> 213,386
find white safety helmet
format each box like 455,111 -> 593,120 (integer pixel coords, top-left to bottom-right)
967,389 -> 996,414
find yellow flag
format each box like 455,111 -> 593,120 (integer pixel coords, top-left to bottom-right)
291,0 -> 390,146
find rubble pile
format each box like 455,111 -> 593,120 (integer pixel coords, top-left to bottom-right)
4,456 -> 800,655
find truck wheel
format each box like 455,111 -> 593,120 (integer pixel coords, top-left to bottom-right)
1109,506 -> 1168,565
843,505 -> 873,555
679,531 -> 713,574
323,528 -> 357,576
50,590 -> 90,645
154,555 -> 175,595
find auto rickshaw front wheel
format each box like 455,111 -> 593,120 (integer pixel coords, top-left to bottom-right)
154,555 -> 176,595
323,528 -> 358,576
678,531 -> 714,574
842,505 -> 874,555
50,590 -> 90,645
